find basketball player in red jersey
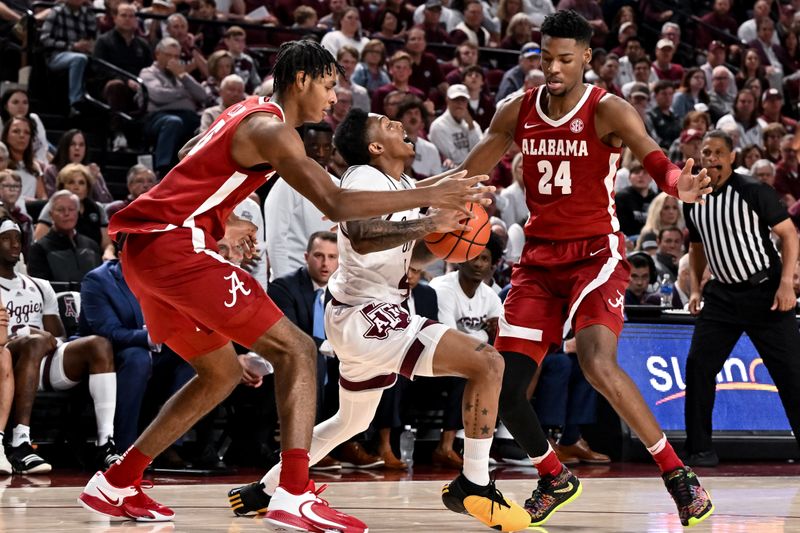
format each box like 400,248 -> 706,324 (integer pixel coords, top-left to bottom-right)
77,40 -> 490,531
456,11 -> 715,528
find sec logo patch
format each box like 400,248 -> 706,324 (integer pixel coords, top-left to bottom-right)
570,118 -> 584,134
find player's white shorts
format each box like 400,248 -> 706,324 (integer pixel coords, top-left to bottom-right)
325,299 -> 449,392
38,341 -> 79,392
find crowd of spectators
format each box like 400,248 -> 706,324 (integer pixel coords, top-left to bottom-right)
1,0 -> 800,472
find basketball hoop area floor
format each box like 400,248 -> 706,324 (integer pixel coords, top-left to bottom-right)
2,464 -> 799,532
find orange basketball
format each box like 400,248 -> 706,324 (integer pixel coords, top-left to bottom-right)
424,203 -> 491,263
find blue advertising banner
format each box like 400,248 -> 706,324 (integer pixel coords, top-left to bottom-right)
617,323 -> 791,431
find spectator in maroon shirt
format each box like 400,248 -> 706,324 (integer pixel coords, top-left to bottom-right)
463,65 -> 494,131
652,38 -> 684,83
372,51 -> 426,114
405,27 -> 447,97
775,135 -> 800,205
695,0 -> 738,50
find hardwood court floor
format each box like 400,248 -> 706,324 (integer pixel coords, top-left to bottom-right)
2,473 -> 800,532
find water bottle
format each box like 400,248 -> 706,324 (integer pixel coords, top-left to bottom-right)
659,274 -> 674,307
399,425 -> 416,468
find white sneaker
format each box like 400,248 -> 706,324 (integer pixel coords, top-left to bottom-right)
78,471 -> 175,521
0,446 -> 11,474
264,480 -> 368,532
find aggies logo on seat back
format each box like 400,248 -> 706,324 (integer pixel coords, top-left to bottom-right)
360,303 -> 410,340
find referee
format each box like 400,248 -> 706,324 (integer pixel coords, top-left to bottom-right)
683,130 -> 800,466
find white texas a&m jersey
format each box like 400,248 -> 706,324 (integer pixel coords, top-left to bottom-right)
0,273 -> 58,335
328,165 -> 419,306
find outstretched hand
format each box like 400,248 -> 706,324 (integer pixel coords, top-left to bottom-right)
428,171 -> 495,216
677,158 -> 712,204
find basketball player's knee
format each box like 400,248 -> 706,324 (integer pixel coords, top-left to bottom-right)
579,354 -> 618,391
482,347 -> 504,384
85,336 -> 115,372
18,334 -> 53,360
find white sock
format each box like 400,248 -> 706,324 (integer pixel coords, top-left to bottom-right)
11,424 -> 30,447
462,437 -> 493,486
646,433 -> 667,455
89,373 -> 117,446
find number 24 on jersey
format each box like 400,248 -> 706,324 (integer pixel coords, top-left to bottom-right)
537,160 -> 572,195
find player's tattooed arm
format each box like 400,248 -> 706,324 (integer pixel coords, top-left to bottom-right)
345,217 -> 439,255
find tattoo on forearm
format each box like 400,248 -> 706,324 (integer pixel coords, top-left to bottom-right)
475,342 -> 487,352
346,217 -> 437,253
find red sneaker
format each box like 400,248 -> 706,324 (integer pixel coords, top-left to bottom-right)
264,480 -> 367,532
78,471 -> 175,522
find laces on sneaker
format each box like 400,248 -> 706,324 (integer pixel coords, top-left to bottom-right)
485,473 -> 511,520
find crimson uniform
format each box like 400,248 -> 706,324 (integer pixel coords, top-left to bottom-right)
495,84 -> 630,361
110,96 -> 284,359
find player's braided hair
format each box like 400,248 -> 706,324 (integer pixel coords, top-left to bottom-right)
334,108 -> 372,166
271,39 -> 345,95
540,10 -> 593,46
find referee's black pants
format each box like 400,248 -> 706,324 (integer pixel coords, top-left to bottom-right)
684,279 -> 800,454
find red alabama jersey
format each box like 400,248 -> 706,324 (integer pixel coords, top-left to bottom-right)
513,84 -> 623,242
110,96 -> 283,240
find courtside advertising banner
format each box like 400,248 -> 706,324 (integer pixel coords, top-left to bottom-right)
617,323 -> 792,431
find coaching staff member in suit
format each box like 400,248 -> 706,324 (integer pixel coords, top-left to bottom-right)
683,129 -> 800,466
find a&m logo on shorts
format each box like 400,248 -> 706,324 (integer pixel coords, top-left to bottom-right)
360,303 -> 410,340
570,118 -> 584,134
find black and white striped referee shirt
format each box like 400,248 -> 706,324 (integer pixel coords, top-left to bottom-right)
683,173 -> 789,284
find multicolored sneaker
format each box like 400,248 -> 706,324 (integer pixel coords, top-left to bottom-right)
9,442 -> 51,474
662,466 -> 714,527
78,470 -> 175,521
525,466 -> 582,527
441,473 -> 531,532
264,480 -> 368,532
228,481 -> 271,516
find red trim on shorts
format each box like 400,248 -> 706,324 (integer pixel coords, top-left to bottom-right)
339,373 -> 398,392
494,336 -> 549,364
397,320 -> 437,378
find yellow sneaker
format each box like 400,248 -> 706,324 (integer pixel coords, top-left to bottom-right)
442,474 -> 531,532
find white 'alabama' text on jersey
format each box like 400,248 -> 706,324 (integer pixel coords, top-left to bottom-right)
328,165 -> 419,306
0,273 -> 58,335
429,271 -> 503,343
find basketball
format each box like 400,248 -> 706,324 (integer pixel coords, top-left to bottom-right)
424,203 -> 491,263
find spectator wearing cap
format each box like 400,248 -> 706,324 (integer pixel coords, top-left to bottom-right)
615,162 -> 656,238
495,42 -> 540,103
652,38 -> 684,83
413,0 -> 459,33
463,65 -> 495,131
626,82 -> 651,121
429,84 -> 482,167
700,41 -> 736,101
751,159 -> 777,187
610,21 -> 637,57
716,88 -> 766,149
417,0 -> 451,45
660,22 -> 692,67
646,80 -> 682,150
450,0 -> 493,47
762,123 -> 786,164
617,36 -> 656,87
708,65 -> 735,123
676,128 -> 703,168
775,136 -> 800,205
695,0 -> 738,50
372,51 -> 426,114
761,88 -> 798,133
738,0 -> 779,46
405,27 -> 448,98
668,110 -> 712,164
671,68 -> 710,122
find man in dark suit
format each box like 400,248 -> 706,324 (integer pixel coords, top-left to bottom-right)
79,260 -> 195,451
267,231 -> 383,469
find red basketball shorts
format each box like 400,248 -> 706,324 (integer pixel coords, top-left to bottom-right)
120,228 -> 283,360
495,232 -> 630,363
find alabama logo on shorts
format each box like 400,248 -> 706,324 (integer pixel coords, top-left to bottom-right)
570,118 -> 584,134
360,303 -> 410,340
